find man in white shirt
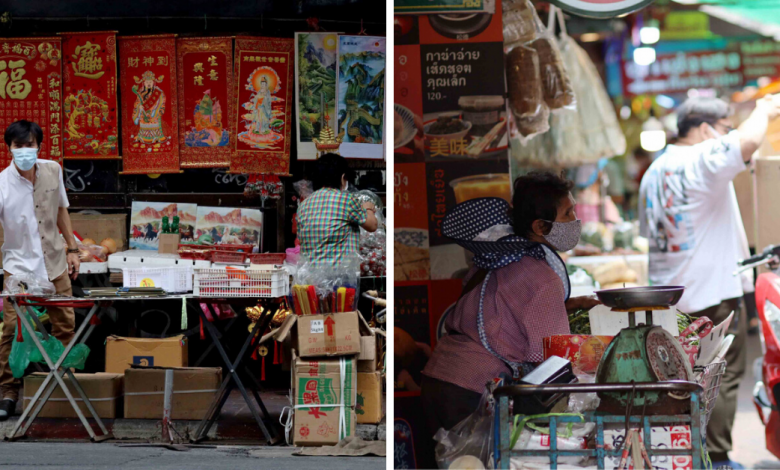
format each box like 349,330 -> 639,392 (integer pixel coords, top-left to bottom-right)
639,95 -> 780,469
0,121 -> 81,420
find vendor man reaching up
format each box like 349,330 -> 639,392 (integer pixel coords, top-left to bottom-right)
0,120 -> 81,421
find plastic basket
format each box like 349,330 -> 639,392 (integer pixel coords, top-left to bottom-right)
697,360 -> 726,426
247,253 -> 286,265
122,266 -> 193,293
213,244 -> 254,253
178,249 -> 212,261
194,267 -> 289,298
212,250 -> 248,265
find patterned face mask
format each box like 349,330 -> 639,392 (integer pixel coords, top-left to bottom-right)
542,219 -> 582,252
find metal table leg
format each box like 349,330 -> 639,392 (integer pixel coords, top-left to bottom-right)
190,307 -> 280,444
6,299 -> 112,442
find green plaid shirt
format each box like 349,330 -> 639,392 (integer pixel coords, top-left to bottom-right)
297,188 -> 367,266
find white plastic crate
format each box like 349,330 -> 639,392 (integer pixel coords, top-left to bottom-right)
122,266 -> 193,294
109,250 -> 211,273
194,267 -> 289,298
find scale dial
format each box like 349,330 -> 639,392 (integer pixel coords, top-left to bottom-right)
645,327 -> 692,397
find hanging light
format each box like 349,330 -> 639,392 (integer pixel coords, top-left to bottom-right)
633,47 -> 656,66
640,19 -> 660,44
640,114 -> 666,152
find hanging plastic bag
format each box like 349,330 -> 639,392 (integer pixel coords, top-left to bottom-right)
502,0 -> 540,45
434,386 -> 495,469
3,273 -> 55,296
10,318 -> 90,378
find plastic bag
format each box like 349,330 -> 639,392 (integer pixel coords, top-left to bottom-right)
434,387 -> 495,469
3,273 -> 56,296
566,374 -> 600,413
293,255 -> 362,314
10,321 -> 90,378
502,0 -> 540,45
530,35 -> 575,110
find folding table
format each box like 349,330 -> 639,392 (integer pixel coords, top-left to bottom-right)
2,294 -> 283,444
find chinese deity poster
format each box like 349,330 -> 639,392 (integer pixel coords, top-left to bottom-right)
337,36 -> 385,160
0,38 -> 63,167
232,37 -> 293,175
119,35 -> 180,174
60,31 -> 119,159
294,32 -> 340,161
176,37 -> 235,168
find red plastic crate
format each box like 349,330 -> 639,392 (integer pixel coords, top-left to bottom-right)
213,244 -> 254,253
247,253 -> 286,265
178,249 -> 212,261
212,250 -> 248,264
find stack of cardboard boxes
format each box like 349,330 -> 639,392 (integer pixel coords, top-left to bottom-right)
291,310 -> 384,446
24,335 -> 221,420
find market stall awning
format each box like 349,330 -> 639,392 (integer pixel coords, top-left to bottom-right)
674,0 -> 780,40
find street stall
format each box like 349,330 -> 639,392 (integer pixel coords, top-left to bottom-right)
0,0 -> 386,450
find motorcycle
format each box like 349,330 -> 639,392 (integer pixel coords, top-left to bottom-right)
737,245 -> 780,458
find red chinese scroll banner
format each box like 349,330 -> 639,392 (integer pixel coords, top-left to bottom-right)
119,35 -> 180,174
176,37 -> 235,168
0,38 -> 63,167
231,37 -> 294,175
60,31 -> 119,159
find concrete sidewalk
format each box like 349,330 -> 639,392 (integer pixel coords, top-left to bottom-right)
1,389 -> 385,444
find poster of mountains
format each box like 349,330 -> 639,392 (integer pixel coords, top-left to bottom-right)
294,32 -> 341,160
130,202 -> 195,250
337,36 -> 385,159
195,207 -> 263,250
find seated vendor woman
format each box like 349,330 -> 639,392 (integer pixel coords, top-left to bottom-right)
420,171 -> 600,438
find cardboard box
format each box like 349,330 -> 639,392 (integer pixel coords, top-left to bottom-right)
296,311 -> 361,358
124,367 -> 221,420
291,350 -> 357,446
158,233 -> 181,255
734,168 -> 755,249
105,335 -> 188,374
755,157 -> 780,251
23,373 -> 123,419
356,311 -> 379,372
356,372 -> 383,424
70,213 -> 128,252
543,335 -> 613,375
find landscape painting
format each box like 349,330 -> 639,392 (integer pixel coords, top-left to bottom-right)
195,206 -> 263,250
130,201 -> 179,250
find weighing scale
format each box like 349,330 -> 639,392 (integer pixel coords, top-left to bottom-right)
594,287 -> 693,413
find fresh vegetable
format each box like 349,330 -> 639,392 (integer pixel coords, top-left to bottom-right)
568,308 -> 696,336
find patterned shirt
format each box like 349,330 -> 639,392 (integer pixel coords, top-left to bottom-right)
297,188 -> 367,266
422,256 -> 569,394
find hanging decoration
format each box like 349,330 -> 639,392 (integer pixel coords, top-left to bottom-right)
294,32 -> 340,161
244,174 -> 284,206
0,37 -> 64,167
119,35 -> 180,174
231,37 -> 294,175
60,31 -> 119,159
336,35 -> 385,159
176,37 -> 235,168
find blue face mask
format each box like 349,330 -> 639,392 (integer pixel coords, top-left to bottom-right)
11,148 -> 38,171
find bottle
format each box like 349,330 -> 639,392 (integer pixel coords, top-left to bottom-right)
171,216 -> 180,234
162,216 -> 170,234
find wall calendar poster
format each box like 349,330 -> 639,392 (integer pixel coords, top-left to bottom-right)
176,37 -> 235,168
119,34 -> 180,174
60,31 -> 119,159
0,38 -> 64,167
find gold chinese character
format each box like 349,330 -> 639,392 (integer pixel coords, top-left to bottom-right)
22,46 -> 33,56
37,77 -> 43,84
1,44 -> 8,54
243,56 -> 249,62
143,56 -> 154,66
208,55 -> 218,66
50,101 -> 60,112
11,44 -> 22,54
193,62 -> 205,72
274,57 -> 280,63
128,57 -> 139,68
193,75 -> 204,86
71,41 -> 104,79
260,57 -> 267,62
49,78 -> 60,88
51,112 -> 60,123
430,138 -> 449,157
38,94 -> 43,100
280,57 -> 286,63
249,56 -> 255,62
208,69 -> 218,81
157,56 -> 168,66
0,60 -> 32,100
50,123 -> 60,134
49,90 -> 60,101
450,138 -> 467,155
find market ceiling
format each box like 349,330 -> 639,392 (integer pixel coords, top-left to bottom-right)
673,0 -> 780,40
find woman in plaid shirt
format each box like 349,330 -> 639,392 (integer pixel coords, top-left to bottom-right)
421,172 -> 600,443
297,153 -> 378,267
